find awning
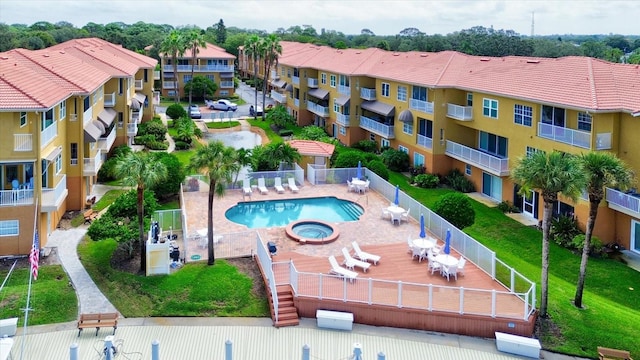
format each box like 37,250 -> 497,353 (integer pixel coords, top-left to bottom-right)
361,101 -> 395,117
97,108 -> 117,127
93,120 -> 106,135
308,88 -> 329,100
272,79 -> 287,88
44,146 -> 63,162
84,121 -> 102,142
398,109 -> 413,123
285,83 -> 293,92
220,72 -> 234,78
335,94 -> 350,106
134,93 -> 146,104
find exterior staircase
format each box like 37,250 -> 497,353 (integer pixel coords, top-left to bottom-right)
274,285 -> 299,327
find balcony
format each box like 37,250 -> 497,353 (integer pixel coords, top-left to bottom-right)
360,88 -> 376,101
42,175 -> 68,212
606,188 -> 640,216
153,91 -> 160,105
83,106 -> 93,126
445,140 -> 509,176
40,122 -> 57,149
127,123 -> 138,136
410,99 -> 434,114
163,81 -> 177,89
97,127 -> 116,152
271,70 -> 279,80
162,64 -> 234,72
336,113 -> 350,126
416,134 -> 433,150
271,90 -> 286,103
359,115 -> 395,139
338,85 -> 350,95
153,70 -> 160,80
14,134 -> 33,152
220,81 -> 234,88
84,150 -> 103,176
135,79 -> 143,90
307,78 -> 318,88
131,108 -> 143,124
537,123 -> 591,149
104,92 -> 116,107
0,188 -> 34,207
447,104 -> 473,121
307,101 -> 329,117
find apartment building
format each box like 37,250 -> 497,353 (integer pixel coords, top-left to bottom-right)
160,42 -> 236,100
0,38 -> 157,255
239,41 -> 640,252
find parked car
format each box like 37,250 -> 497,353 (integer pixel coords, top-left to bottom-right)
209,99 -> 237,111
188,105 -> 201,119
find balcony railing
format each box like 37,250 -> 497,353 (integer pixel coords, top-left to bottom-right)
153,91 -> 160,105
292,76 -> 300,85
445,140 -> 509,176
307,101 -> 329,117
84,150 -> 103,176
220,81 -> 234,88
14,134 -> 33,152
162,64 -> 234,72
338,85 -> 350,95
447,104 -> 473,121
104,92 -> 116,107
359,115 -> 395,139
153,70 -> 160,80
98,127 -> 117,152
0,188 -> 34,206
271,90 -> 286,103
131,108 -> 143,124
307,78 -> 318,88
127,123 -> 138,136
42,175 -> 68,211
83,106 -> 93,126
336,113 -> 350,126
40,122 -> 57,149
271,70 -> 279,80
163,81 -> 177,89
134,79 -> 143,90
410,99 -> 434,114
537,123 -> 590,149
606,187 -> 640,215
360,88 -> 376,100
416,134 -> 433,150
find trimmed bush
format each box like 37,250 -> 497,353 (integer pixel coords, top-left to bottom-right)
352,140 -> 378,153
174,141 -> 191,150
380,148 -> 410,172
367,160 -> 389,181
146,140 -> 168,150
166,103 -> 188,120
333,151 -> 366,168
433,192 -> 475,229
279,129 -> 293,137
571,234 -> 606,257
107,190 -> 159,219
414,173 -> 439,188
497,200 -> 520,213
444,169 -> 476,193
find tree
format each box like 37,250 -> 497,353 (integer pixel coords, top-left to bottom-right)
188,141 -> 239,265
574,152 -> 633,308
149,152 -> 186,199
185,29 -> 206,108
232,148 -> 253,188
260,34 -> 282,120
184,75 -> 218,101
214,19 -> 227,45
113,152 -> 168,273
512,151 -> 585,318
251,142 -> 301,171
166,103 -> 188,120
159,30 -> 186,102
244,35 -> 262,115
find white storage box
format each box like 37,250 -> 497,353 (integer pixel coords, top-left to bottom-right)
316,310 -> 353,331
495,331 -> 541,358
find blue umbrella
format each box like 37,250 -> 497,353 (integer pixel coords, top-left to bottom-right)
356,161 -> 362,179
419,213 -> 426,238
444,229 -> 451,255
394,185 -> 400,206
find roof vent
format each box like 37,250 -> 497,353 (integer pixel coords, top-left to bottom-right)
59,51 -> 65,54
420,53 -> 428,57
526,59 -> 540,64
355,51 -> 361,54
42,54 -> 49,57
393,52 -> 400,56
0,56 -> 8,60
480,58 -> 490,62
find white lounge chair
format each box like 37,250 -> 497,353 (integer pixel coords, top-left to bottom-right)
381,207 -> 390,219
364,179 -> 370,192
351,241 -> 381,265
407,237 -> 414,254
257,177 -> 268,194
328,255 -> 358,282
341,247 -> 371,272
287,178 -> 299,193
242,178 -> 252,199
274,177 -> 285,194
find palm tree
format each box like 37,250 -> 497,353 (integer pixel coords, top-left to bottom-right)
185,29 -> 206,108
232,147 -> 253,188
189,141 -> 239,265
159,30 -> 186,103
261,34 -> 282,121
574,152 -> 633,308
511,150 -> 585,318
113,152 -> 168,273
244,35 -> 262,117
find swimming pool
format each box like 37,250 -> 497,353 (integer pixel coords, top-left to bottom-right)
224,196 -> 364,229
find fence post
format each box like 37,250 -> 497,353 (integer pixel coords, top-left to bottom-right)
302,344 -> 310,360
491,289 -> 497,318
397,281 -> 402,308
377,352 -> 386,360
69,343 -> 78,360
459,287 -> 464,314
225,339 -> 233,360
151,340 -> 160,360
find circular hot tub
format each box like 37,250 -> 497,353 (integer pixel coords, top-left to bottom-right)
285,220 -> 340,245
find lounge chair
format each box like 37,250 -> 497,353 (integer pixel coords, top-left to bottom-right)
242,178 -> 252,199
341,247 -> 371,272
287,178 -> 299,193
407,237 -> 414,254
274,177 -> 285,194
257,177 -> 268,194
328,255 -> 358,282
351,241 -> 381,265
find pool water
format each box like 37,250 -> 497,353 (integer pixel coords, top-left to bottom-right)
292,222 -> 334,239
225,196 -> 363,228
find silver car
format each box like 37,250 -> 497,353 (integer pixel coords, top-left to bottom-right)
209,99 -> 238,111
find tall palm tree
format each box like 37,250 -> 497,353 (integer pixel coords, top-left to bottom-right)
159,30 -> 186,103
113,152 -> 168,273
189,141 -> 239,265
574,152 -> 633,308
185,29 -> 206,108
261,34 -> 282,121
512,150 -> 585,318
232,147 -> 253,188
244,35 -> 262,117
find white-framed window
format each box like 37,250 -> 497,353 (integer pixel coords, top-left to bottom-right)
55,153 -> 62,174
220,90 -> 229,96
414,152 -> 425,167
381,83 -> 390,97
479,131 -> 507,157
466,93 -> 473,106
381,138 -> 390,148
398,145 -> 409,154
333,99 -> 339,113
183,75 -> 192,83
397,86 -> 407,101
526,146 -> 543,157
70,143 -> 78,165
59,101 -> 66,121
483,98 -> 498,118
20,112 -> 27,127
339,126 -> 346,136
577,112 -> 592,131
330,75 -> 336,87
402,122 -> 413,135
541,105 -> 566,126
465,164 -> 472,176
0,220 -> 19,237
281,67 -> 285,77
321,73 -> 326,85
41,109 -> 54,130
514,104 -> 532,127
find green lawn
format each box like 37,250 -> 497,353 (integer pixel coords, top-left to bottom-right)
207,121 -> 240,129
70,189 -> 126,227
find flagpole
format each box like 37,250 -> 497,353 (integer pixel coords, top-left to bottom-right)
20,199 -> 38,360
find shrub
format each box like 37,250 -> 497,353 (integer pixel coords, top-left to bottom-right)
137,119 -> 167,142
414,174 -> 439,188
333,151 -> 366,168
443,169 -> 476,193
352,140 -> 378,153
433,192 -> 475,229
133,134 -> 156,146
297,125 -> 327,141
174,141 -> 191,150
550,215 -> 581,247
367,160 -> 389,181
571,234 -> 606,257
149,152 -> 185,198
97,145 -> 132,182
409,165 -> 426,176
107,190 -> 159,219
146,140 -> 169,150
279,129 -> 293,137
380,148 -> 410,172
497,200 -> 520,213
166,103 -> 187,120
86,213 -> 145,258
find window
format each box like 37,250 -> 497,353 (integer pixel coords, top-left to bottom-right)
183,75 -> 192,83
466,93 -> 473,106
117,112 -> 123,128
118,78 -> 124,94
330,75 -> 336,87
339,126 -> 346,136
369,133 -> 376,141
398,145 -> 409,154
541,105 -> 565,126
411,86 -> 427,101
333,99 -> 339,113
482,98 -> 498,118
402,122 -> 413,135
220,90 -> 229,96
70,143 -> 78,165
281,67 -> 285,77
41,109 -> 54,130
206,75 -> 215,81
397,86 -> 407,102
465,164 -> 472,176
577,112 -> 592,131
381,83 -> 390,97
144,69 -> 148,82
479,131 -> 508,157
514,104 -> 533,126
526,146 -> 543,157
338,75 -> 350,87
83,96 -> 90,112
20,112 -> 27,127
381,138 -> 389,147
321,73 -> 327,85
55,153 -> 62,174
59,101 -> 66,121
0,220 -> 19,237
414,153 -> 425,167
293,68 -> 299,77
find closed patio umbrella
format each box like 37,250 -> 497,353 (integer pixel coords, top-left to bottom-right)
419,213 -> 426,238
444,229 -> 451,254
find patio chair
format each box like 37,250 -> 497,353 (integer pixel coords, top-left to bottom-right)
381,207 -> 390,219
428,257 -> 442,275
412,246 -> 426,262
242,178 -> 252,200
328,255 -> 358,282
351,241 -> 381,265
274,177 -> 285,194
257,177 -> 269,195
347,180 -> 356,193
457,257 -> 467,276
341,247 -> 371,272
400,208 -> 410,223
364,179 -> 370,192
287,178 -> 299,193
407,237 -> 414,254
442,264 -> 458,281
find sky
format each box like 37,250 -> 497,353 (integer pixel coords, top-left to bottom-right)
0,0 -> 638,36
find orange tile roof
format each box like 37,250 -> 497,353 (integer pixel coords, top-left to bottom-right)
288,140 -> 335,157
162,42 -> 235,60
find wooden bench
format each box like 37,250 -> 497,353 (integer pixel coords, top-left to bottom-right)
83,209 -> 99,224
598,346 -> 634,360
77,313 -> 118,337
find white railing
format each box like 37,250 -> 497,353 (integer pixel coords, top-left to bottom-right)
153,70 -> 160,80
83,106 -> 93,127
336,113 -> 350,126
416,134 -> 432,150
307,78 -> 318,88
42,175 -> 68,211
98,128 -> 117,152
256,235 -> 278,323
14,134 -> 33,151
307,101 -> 329,117
294,99 -> 299,107
338,85 -> 350,95
163,81 -> 177,89
270,90 -> 286,103
127,122 -> 138,136
537,123 -> 590,149
40,121 -> 57,149
162,64 -> 234,72
104,92 -> 116,107
220,81 -> 234,88
359,115 -> 394,138
83,150 -> 103,176
0,189 -> 34,206
360,88 -> 376,100
447,104 -> 473,121
606,187 -> 640,214
134,79 -> 143,90
271,70 -> 279,80
153,91 -> 160,105
410,98 -> 434,114
292,76 -> 300,85
445,140 -> 509,176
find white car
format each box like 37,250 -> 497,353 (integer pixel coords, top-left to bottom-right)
209,99 -> 238,111
188,105 -> 201,119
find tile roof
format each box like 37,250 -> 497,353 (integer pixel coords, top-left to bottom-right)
288,140 -> 335,156
163,42 -> 235,60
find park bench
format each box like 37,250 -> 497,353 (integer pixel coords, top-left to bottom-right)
598,346 -> 634,360
77,313 -> 118,337
83,209 -> 99,224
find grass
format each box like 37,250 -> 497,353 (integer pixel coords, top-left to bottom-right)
158,199 -> 180,210
69,189 -> 126,227
207,121 -> 240,129
247,118 -> 281,143
77,238 -> 269,317
172,148 -> 197,168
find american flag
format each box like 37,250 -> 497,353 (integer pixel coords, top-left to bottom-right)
29,229 -> 39,280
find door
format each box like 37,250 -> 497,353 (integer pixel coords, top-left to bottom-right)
523,190 -> 537,218
332,124 -> 338,138
631,220 -> 640,254
482,172 -> 503,200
